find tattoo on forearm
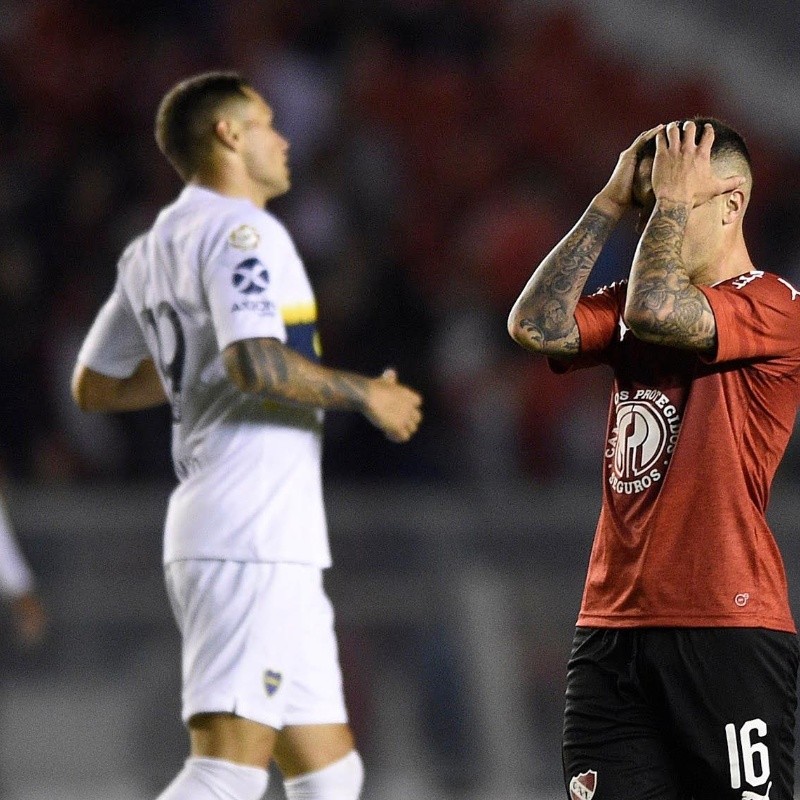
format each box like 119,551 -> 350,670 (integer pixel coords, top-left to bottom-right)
516,208 -> 614,354
228,339 -> 369,410
629,201 -> 716,349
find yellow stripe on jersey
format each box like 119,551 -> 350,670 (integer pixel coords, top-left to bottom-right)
281,302 -> 317,325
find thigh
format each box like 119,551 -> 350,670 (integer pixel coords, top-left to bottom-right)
273,722 -> 355,778
563,628 -> 688,800
642,628 -> 799,800
188,711 -> 277,768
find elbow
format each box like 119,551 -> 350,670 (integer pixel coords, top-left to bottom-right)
70,364 -> 117,412
70,368 -> 93,412
507,309 -> 539,352
622,305 -> 661,343
507,312 -> 523,346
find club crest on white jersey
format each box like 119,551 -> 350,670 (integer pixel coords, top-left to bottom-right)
605,388 -> 681,495
263,669 -> 282,697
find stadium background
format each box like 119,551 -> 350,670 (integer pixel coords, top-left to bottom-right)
0,0 -> 799,798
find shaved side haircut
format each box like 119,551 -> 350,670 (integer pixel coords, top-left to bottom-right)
155,71 -> 251,181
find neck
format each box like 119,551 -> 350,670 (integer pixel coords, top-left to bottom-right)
190,167 -> 269,209
688,229 -> 754,286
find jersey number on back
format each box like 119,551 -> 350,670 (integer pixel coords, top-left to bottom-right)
141,302 -> 186,422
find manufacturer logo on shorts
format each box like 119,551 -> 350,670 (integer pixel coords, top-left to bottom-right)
735,593 -> 750,607
233,258 -> 270,295
569,770 -> 597,800
605,389 -> 681,495
263,670 -> 282,697
742,781 -> 772,800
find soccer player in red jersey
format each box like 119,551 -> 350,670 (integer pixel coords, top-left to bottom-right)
508,119 -> 800,800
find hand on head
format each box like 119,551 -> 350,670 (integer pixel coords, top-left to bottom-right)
651,120 -> 746,207
595,124 -> 664,217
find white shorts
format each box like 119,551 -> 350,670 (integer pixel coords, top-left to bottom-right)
164,560 -> 348,730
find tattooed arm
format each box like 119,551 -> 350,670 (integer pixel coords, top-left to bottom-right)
624,199 -> 716,349
223,338 -> 423,442
508,125 -> 664,357
625,121 -> 746,350
507,202 -> 619,357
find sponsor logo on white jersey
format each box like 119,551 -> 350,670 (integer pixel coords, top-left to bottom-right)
605,389 -> 681,495
232,258 -> 270,295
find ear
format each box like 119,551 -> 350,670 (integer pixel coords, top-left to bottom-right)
212,117 -> 240,152
722,188 -> 746,225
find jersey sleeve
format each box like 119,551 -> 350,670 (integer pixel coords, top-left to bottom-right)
549,281 -> 625,372
698,272 -> 800,364
77,279 -> 151,378
202,216 -> 288,351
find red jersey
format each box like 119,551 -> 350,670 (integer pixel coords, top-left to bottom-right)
562,269 -> 800,632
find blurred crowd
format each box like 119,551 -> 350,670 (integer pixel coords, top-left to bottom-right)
2,0 -> 800,488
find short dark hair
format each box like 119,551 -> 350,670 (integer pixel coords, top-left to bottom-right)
636,116 -> 752,175
155,71 -> 251,180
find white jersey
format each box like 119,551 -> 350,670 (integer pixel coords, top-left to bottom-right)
77,185 -> 330,567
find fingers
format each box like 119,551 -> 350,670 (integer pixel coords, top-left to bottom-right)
638,123 -> 664,144
659,120 -> 713,152
719,174 -> 747,194
665,120 -> 683,149
392,392 -> 423,442
624,123 -> 664,154
385,406 -> 423,443
695,121 -> 715,155
369,375 -> 423,442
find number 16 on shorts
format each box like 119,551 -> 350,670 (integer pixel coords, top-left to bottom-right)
725,719 -> 770,791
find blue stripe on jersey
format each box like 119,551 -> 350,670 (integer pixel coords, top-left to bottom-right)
286,321 -> 321,362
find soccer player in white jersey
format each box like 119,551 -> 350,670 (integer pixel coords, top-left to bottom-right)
70,72 -> 423,800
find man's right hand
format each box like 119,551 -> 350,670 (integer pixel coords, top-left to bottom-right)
365,369 -> 423,443
595,124 -> 664,218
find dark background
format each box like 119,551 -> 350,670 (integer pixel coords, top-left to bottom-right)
0,1 -> 799,798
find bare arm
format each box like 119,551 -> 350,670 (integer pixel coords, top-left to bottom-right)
71,359 -> 168,412
508,125 -> 664,357
223,338 -> 423,443
625,199 -> 716,349
507,201 -> 619,356
625,121 -> 745,350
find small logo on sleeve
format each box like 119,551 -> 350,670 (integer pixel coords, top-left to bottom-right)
228,224 -> 260,250
734,593 -> 750,607
232,258 -> 270,294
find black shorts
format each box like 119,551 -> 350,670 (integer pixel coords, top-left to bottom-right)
562,627 -> 799,800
